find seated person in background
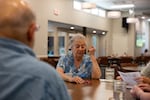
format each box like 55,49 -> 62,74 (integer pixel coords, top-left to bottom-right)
56,33 -> 101,84
144,49 -> 150,56
0,0 -> 70,100
130,83 -> 150,100
122,52 -> 128,56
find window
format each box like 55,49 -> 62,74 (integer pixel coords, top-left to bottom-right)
91,8 -> 99,15
58,32 -> 68,56
136,34 -> 145,47
98,8 -> 106,17
83,9 -> 91,13
73,1 -> 82,10
48,36 -> 54,56
58,36 -> 65,56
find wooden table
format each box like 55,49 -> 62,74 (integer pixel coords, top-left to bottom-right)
65,79 -> 135,100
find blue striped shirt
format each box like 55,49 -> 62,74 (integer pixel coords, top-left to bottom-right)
57,51 -> 92,79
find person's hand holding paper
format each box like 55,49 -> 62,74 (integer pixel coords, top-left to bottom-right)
118,71 -> 141,88
135,76 -> 150,85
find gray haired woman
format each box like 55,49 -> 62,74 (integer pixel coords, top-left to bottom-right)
56,33 -> 101,84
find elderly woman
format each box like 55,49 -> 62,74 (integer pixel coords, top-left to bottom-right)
56,33 -> 101,84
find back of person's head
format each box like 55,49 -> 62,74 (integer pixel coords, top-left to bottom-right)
0,0 -> 36,48
68,33 -> 87,50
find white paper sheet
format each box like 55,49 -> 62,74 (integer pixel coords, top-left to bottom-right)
118,71 -> 141,88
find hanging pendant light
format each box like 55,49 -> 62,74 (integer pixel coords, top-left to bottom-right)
107,11 -> 121,18
127,17 -> 138,23
82,2 -> 96,9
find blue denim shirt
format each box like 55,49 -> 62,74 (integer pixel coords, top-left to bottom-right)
57,51 -> 92,79
0,38 -> 70,100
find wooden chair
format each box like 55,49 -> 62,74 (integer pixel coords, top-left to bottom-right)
144,56 -> 150,64
120,56 -> 133,64
120,63 -> 138,67
97,56 -> 108,79
134,56 -> 143,65
97,56 -> 108,67
119,62 -> 140,74
39,56 -> 60,68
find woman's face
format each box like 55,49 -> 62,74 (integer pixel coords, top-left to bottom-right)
72,39 -> 86,58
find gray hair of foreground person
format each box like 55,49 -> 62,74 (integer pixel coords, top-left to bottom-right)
0,0 -> 36,48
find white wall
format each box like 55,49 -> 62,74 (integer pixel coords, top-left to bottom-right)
112,18 -> 135,56
26,0 -> 49,56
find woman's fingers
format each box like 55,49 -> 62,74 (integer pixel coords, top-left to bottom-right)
73,76 -> 85,84
88,47 -> 95,55
138,83 -> 150,91
135,77 -> 144,84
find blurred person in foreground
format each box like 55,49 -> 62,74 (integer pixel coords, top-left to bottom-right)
134,65 -> 150,85
130,62 -> 150,100
56,33 -> 101,84
0,0 -> 70,100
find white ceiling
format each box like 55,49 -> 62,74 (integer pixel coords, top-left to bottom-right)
78,0 -> 150,16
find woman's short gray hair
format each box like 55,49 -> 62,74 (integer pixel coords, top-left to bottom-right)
68,33 -> 87,50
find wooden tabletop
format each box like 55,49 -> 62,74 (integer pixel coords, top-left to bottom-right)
65,79 -> 135,100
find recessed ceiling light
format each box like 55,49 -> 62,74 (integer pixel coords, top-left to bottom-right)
147,19 -> 150,22
141,16 -> 145,19
70,27 -> 75,30
93,30 -> 96,33
102,32 -> 105,35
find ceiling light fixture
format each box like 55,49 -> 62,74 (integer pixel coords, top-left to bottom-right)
93,30 -> 96,33
82,2 -> 96,9
70,27 -> 75,30
107,11 -> 121,18
127,17 -> 138,23
127,6 -> 138,23
102,32 -> 106,35
111,4 -> 135,9
141,16 -> 145,19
